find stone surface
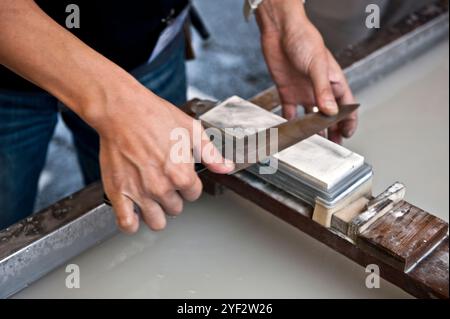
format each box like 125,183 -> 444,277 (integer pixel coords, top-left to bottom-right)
199,96 -> 286,137
275,135 -> 365,191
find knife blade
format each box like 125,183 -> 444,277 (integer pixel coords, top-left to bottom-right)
198,103 -> 359,174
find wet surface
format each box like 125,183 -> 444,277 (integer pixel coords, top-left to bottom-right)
14,191 -> 412,299
344,39 -> 449,222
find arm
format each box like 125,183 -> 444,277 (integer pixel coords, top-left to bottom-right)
0,0 -> 233,232
255,0 -> 358,143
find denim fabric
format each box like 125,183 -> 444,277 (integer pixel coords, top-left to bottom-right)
0,34 -> 187,229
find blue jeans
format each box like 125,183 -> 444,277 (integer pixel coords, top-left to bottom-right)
0,34 -> 187,229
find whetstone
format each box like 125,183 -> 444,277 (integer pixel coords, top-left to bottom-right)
274,134 -> 365,191
357,201 -> 449,272
199,95 -> 286,137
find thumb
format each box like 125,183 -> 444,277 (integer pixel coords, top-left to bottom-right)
200,138 -> 235,174
192,123 -> 234,174
310,56 -> 338,115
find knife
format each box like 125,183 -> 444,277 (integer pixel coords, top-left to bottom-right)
104,103 -> 359,206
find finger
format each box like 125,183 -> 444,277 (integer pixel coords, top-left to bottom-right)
328,124 -> 342,145
328,53 -> 359,138
338,110 -> 358,138
167,153 -> 203,201
142,174 -> 184,216
139,198 -> 167,231
157,190 -> 184,216
330,81 -> 357,137
178,175 -> 203,202
201,139 -> 235,173
336,92 -> 358,138
190,121 -> 235,174
330,81 -> 345,101
198,126 -> 235,173
309,55 -> 338,115
109,194 -> 139,234
327,51 -> 352,103
282,103 -> 297,120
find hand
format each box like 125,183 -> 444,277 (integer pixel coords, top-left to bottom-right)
0,0 -> 234,233
87,79 -> 234,233
257,2 -> 358,144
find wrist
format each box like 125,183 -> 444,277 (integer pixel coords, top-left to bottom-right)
73,66 -> 146,132
256,0 -> 308,35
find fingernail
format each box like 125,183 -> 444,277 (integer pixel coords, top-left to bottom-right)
325,101 -> 338,115
343,124 -> 356,137
344,128 -> 355,138
224,159 -> 235,169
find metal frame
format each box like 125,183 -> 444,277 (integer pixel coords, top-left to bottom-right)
1,1 -> 449,299
0,184 -> 116,298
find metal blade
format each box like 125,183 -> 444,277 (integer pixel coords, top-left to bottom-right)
230,104 -> 360,173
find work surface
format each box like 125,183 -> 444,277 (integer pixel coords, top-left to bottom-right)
14,41 -> 449,299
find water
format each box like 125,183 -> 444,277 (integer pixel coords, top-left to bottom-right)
344,40 -> 449,222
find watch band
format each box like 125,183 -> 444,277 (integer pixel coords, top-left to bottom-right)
244,0 -> 307,21
243,0 -> 265,21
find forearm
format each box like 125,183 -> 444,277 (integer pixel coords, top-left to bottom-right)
0,0 -> 141,128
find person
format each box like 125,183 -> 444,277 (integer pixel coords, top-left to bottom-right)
0,0 -> 357,232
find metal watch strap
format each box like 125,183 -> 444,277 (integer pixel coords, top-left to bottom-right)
244,0 -> 307,21
243,0 -> 265,21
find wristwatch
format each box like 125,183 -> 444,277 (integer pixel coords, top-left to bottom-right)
243,0 -> 265,21
243,0 -> 307,21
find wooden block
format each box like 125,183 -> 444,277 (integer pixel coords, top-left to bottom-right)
367,182 -> 406,210
348,182 -> 406,240
331,197 -> 370,235
312,177 -> 372,228
357,201 -> 449,271
408,237 -> 449,299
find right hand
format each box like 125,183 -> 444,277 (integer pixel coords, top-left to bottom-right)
84,78 -> 234,233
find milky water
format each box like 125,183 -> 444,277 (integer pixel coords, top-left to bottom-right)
345,40 -> 449,223
14,41 -> 448,299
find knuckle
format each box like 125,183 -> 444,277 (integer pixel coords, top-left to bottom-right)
173,173 -> 195,189
153,185 -> 171,199
183,180 -> 203,202
116,216 -> 136,233
170,201 -> 184,215
319,87 -> 333,98
146,178 -> 172,199
149,217 -> 167,231
110,178 -> 126,193
167,165 -> 196,189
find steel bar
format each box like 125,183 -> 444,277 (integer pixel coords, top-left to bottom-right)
0,184 -> 116,298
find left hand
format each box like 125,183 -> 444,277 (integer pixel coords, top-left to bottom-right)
257,6 -> 357,144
